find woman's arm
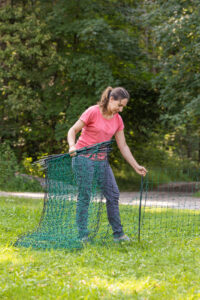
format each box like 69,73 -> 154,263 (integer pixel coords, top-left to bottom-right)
115,130 -> 147,176
67,120 -> 85,155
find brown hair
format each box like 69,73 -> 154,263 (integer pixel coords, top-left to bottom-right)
98,86 -> 130,113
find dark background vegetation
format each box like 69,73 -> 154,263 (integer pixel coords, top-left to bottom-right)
0,0 -> 200,191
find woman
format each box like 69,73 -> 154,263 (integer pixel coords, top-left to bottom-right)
68,86 -> 147,242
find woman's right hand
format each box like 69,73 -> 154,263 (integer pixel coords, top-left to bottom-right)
135,165 -> 147,177
69,145 -> 77,157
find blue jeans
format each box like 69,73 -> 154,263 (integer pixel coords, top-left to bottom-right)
72,156 -> 124,238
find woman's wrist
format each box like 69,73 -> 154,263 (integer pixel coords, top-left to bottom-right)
69,145 -> 77,156
69,142 -> 75,147
131,163 -> 140,170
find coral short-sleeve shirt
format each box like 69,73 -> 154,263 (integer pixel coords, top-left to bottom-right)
75,105 -> 124,149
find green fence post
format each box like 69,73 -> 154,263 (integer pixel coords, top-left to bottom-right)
138,176 -> 144,242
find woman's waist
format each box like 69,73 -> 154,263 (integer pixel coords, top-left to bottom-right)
77,153 -> 108,161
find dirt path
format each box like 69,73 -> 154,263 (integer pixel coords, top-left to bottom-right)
0,191 -> 44,199
1,191 -> 200,210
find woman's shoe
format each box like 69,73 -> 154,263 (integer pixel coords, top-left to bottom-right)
80,235 -> 90,243
114,234 -> 130,242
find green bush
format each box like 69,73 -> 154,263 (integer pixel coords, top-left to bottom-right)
113,142 -> 200,191
0,142 -> 43,192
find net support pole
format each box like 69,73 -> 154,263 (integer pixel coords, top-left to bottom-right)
138,176 -> 144,242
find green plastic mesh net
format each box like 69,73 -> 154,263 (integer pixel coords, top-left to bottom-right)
14,140 -> 200,250
140,168 -> 200,239
15,140 -> 140,249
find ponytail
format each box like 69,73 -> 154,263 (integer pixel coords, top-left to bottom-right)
98,86 -> 113,113
98,86 -> 130,113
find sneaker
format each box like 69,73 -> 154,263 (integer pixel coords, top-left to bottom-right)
80,236 -> 90,243
114,234 -> 130,242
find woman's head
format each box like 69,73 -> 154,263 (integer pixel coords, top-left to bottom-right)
98,86 -> 130,114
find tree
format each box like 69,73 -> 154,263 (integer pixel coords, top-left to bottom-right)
0,4 -> 62,159
138,0 -> 200,163
0,0 -> 162,165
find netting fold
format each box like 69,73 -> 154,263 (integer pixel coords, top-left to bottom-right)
15,140 -> 123,250
14,141 -> 200,250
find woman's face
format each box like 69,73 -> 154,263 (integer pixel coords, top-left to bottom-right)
108,97 -> 128,114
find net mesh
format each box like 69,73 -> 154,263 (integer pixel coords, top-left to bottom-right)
15,140 -> 137,249
14,141 -> 200,250
140,169 -> 200,239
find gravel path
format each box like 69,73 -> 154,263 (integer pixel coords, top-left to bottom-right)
1,191 -> 200,210
0,191 -> 44,199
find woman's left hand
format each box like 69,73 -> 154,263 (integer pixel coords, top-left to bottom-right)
135,166 -> 148,177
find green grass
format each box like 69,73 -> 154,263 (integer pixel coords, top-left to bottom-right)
0,175 -> 44,192
1,196 -> 200,299
193,191 -> 200,197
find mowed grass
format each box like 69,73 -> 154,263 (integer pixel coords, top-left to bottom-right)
0,196 -> 200,300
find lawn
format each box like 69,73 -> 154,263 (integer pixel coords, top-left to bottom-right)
193,191 -> 200,198
0,195 -> 200,299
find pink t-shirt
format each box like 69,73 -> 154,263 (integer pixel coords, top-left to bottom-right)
75,105 -> 124,149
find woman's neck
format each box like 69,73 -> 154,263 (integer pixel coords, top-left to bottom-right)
99,107 -> 114,119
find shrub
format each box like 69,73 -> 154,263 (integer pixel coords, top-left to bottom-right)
0,142 -> 43,192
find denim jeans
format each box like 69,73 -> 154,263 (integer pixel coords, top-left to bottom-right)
72,155 -> 124,238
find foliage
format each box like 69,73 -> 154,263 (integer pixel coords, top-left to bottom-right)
0,142 -> 18,189
152,0 -> 200,123
0,195 -> 200,299
0,1 -> 161,162
0,0 -> 199,180
0,5 -> 64,159
22,156 -> 44,177
0,142 -> 43,192
138,0 -> 200,162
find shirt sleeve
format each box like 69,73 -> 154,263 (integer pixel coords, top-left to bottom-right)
116,114 -> 124,132
79,106 -> 95,126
